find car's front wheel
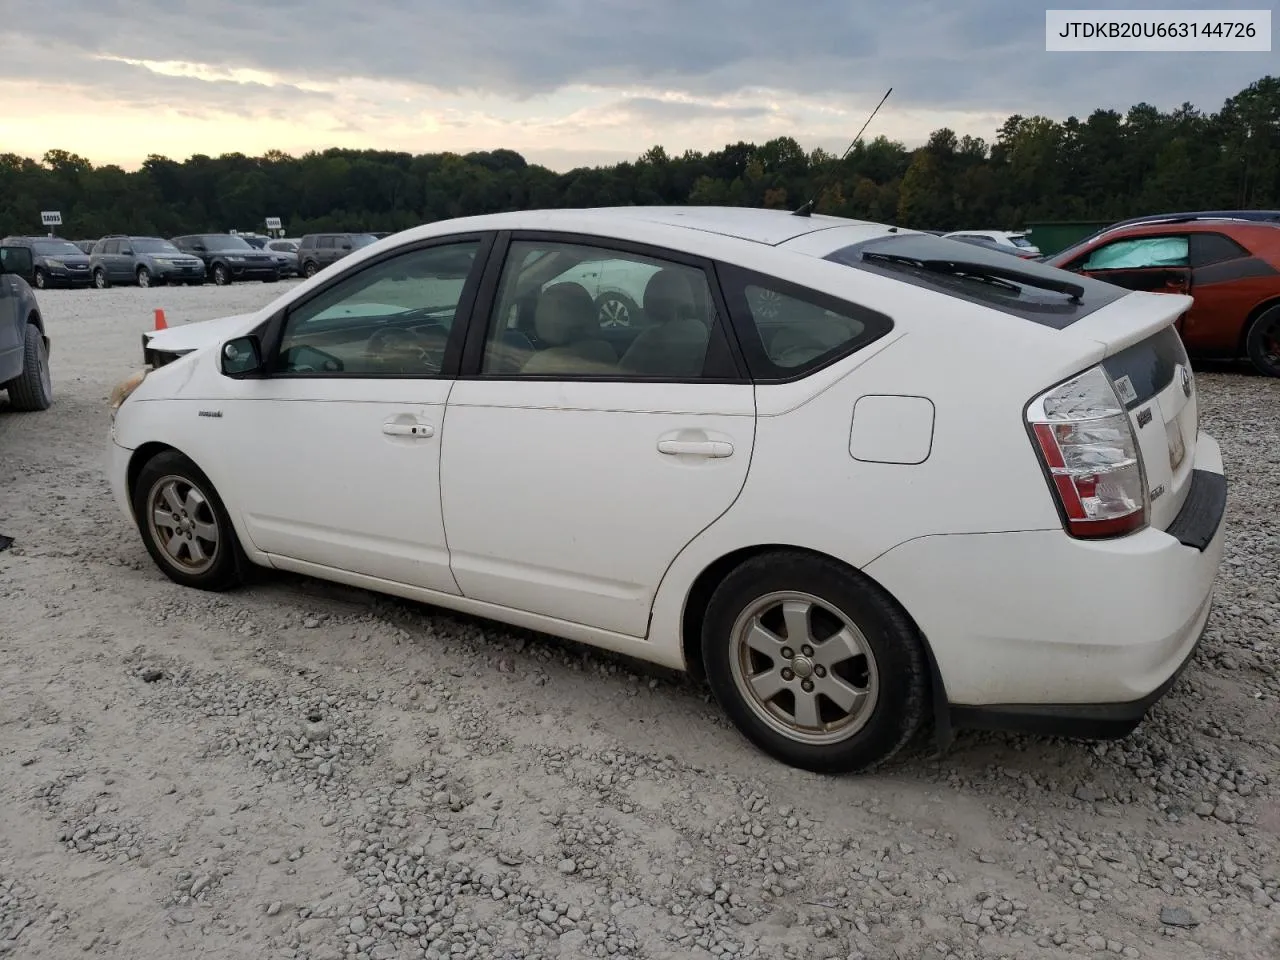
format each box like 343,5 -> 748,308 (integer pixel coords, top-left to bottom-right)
212,264 -> 231,285
1244,304 -> 1280,377
131,450 -> 243,591
136,266 -> 152,287
303,261 -> 319,278
33,268 -> 48,290
93,268 -> 110,289
702,551 -> 929,774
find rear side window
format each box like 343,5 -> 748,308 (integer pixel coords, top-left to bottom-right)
1190,232 -> 1249,266
718,264 -> 893,381
1083,236 -> 1189,270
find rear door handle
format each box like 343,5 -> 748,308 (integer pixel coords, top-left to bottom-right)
382,420 -> 434,438
657,439 -> 733,458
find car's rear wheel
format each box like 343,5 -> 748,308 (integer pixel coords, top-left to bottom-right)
702,551 -> 928,774
33,268 -> 48,290
93,268 -> 110,289
3,323 -> 53,412
1244,304 -> 1280,377
136,266 -> 152,288
212,264 -> 231,285
132,450 -> 244,590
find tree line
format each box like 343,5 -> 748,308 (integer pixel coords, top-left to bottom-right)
1,76 -> 1276,240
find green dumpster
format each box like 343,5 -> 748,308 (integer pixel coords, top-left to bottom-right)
1025,221 -> 1114,257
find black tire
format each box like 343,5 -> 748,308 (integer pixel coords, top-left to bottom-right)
3,323 -> 53,411
595,291 -> 641,328
93,268 -> 110,289
136,266 -> 152,288
303,261 -> 319,278
701,551 -> 929,774
212,263 -> 231,286
1244,304 -> 1280,377
33,268 -> 48,290
131,450 -> 244,591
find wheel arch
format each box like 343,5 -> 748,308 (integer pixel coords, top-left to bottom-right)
125,440 -> 256,579
26,309 -> 44,334
678,542 -> 951,746
126,441 -> 184,503
1239,296 -> 1280,353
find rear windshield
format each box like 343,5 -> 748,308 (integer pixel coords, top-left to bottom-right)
825,233 -> 1129,328
1101,325 -> 1190,411
1008,234 -> 1035,248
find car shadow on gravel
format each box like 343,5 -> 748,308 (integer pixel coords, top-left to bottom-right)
243,566 -> 1205,787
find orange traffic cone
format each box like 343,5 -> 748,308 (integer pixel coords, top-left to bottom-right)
154,308 -> 167,331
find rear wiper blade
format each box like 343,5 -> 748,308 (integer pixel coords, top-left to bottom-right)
862,251 -> 1085,302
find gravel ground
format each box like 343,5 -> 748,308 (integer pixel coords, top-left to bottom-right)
1,282 -> 1278,960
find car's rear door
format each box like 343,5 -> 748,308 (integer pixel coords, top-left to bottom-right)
440,231 -> 756,638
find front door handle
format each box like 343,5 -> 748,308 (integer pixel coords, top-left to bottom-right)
382,420 -> 434,438
657,439 -> 733,458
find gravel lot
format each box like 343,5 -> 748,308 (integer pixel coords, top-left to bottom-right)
1,282 -> 1278,960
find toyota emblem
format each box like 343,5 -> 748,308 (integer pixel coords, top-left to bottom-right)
1179,364 -> 1192,398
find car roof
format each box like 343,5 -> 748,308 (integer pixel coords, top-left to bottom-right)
442,206 -> 894,248
1086,219 -> 1280,241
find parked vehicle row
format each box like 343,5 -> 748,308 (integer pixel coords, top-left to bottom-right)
4,230 -> 394,289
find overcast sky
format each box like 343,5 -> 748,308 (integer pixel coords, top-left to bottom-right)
0,1 -> 1272,171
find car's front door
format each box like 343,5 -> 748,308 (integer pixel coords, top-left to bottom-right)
1070,234 -> 1192,297
440,233 -> 756,638
215,233 -> 493,592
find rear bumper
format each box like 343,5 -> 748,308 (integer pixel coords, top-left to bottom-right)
864,432 -> 1227,739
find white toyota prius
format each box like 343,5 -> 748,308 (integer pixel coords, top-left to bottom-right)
107,206 -> 1228,773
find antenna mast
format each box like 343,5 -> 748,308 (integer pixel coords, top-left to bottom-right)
793,86 -> 893,217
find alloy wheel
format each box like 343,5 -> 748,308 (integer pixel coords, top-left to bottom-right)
728,591 -> 880,745
146,475 -> 221,575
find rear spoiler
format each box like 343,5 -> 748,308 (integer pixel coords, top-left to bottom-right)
1063,290 -> 1192,356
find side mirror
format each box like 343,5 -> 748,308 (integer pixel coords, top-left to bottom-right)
340,242 -> 352,251
191,244 -> 207,253
0,246 -> 34,278
220,336 -> 264,378
121,247 -> 134,256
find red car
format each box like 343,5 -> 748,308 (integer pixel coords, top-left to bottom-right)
1048,218 -> 1280,377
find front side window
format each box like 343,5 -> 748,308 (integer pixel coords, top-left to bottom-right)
481,240 -> 721,378
719,264 -> 893,380
273,241 -> 481,377
1082,236 -> 1190,271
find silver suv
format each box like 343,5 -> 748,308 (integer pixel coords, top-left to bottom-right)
90,236 -> 207,288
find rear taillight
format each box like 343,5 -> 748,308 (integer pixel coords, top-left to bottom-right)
1026,366 -> 1148,539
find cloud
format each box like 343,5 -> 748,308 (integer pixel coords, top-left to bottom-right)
0,0 -> 1273,169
